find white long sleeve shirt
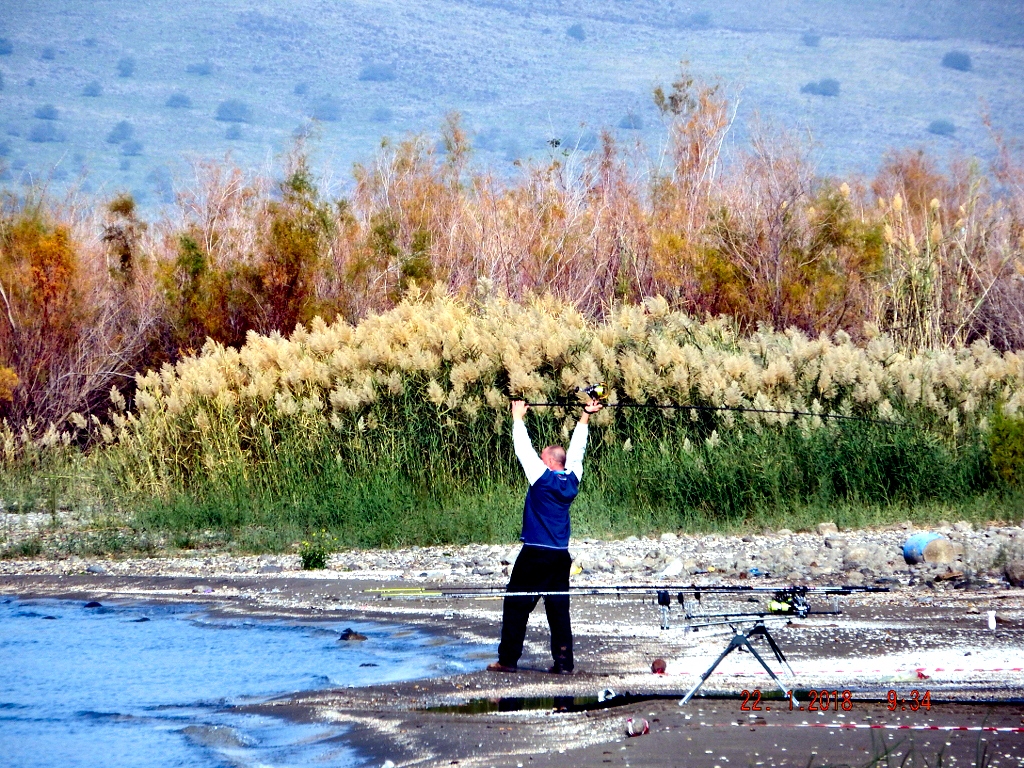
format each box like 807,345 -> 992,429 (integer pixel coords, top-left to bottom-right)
513,419 -> 589,484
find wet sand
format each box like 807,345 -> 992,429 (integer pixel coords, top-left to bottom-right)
3,569 -> 1023,767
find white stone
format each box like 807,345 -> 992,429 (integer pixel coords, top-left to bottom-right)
658,557 -> 685,578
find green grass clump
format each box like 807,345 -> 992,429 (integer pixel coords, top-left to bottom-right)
299,529 -> 337,569
115,411 -> 1013,550
989,408 -> 1024,487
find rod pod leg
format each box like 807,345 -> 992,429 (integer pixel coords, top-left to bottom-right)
679,625 -> 798,707
679,633 -> 745,705
737,637 -> 793,702
747,622 -> 795,677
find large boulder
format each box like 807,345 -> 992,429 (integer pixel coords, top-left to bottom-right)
843,546 -> 873,570
922,537 -> 956,564
1005,559 -> 1024,587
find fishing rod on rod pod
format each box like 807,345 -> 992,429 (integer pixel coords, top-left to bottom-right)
522,383 -> 910,429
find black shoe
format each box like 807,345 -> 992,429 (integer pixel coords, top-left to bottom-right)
548,664 -> 574,675
487,662 -> 518,673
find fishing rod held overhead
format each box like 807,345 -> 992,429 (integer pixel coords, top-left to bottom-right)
520,382 -> 905,427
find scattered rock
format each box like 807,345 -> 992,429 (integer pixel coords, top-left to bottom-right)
339,628 -> 368,641
658,558 -> 684,578
258,564 -> 283,574
816,522 -> 839,536
86,564 -> 107,575
660,532 -> 678,542
776,528 -> 793,536
843,547 -> 872,570
83,601 -> 102,608
1004,559 -> 1024,587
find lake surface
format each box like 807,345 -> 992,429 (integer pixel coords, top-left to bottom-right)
0,597 -> 484,767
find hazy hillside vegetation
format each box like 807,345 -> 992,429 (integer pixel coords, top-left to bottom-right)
2,0 -> 1023,204
2,76 -> 1023,552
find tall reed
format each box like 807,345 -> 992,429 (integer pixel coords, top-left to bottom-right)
83,292 -> 1022,546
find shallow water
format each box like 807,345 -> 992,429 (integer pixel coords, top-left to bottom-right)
0,597 -> 483,767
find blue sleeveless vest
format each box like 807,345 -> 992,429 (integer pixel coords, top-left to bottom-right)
520,469 -> 579,549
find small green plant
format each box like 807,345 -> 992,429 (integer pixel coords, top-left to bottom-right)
185,61 -> 213,76
106,120 -> 134,144
34,104 -> 58,120
618,112 -> 644,130
116,57 -> 136,78
1,537 -> 44,559
165,92 -> 191,108
309,96 -> 341,122
215,99 -> 253,123
358,62 -> 396,82
801,78 -> 840,97
941,51 -> 972,72
299,529 -> 337,570
29,122 -> 63,143
989,408 -> 1024,487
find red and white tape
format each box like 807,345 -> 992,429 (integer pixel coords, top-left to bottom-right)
702,722 -> 1024,733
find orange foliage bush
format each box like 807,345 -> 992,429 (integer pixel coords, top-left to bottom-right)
0,194 -> 159,427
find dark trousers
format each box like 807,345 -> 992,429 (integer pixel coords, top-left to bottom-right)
497,545 -> 573,670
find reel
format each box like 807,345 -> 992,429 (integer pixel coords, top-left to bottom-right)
767,587 -> 810,618
576,382 -> 607,401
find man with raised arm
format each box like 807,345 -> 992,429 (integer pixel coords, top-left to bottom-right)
487,397 -> 602,675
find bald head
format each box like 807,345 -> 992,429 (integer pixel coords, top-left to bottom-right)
541,445 -> 566,471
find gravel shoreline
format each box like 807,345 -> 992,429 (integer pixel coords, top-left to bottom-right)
3,519 -> 1023,589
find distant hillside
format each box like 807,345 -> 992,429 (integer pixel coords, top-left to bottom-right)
1,0 -> 1022,208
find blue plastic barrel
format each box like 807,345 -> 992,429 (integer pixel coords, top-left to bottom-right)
902,532 -> 944,564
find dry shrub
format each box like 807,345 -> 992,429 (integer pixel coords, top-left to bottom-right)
3,65 -> 1023,439
157,150 -> 334,356
873,150 -> 1024,351
697,130 -> 883,334
0,193 -> 159,427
